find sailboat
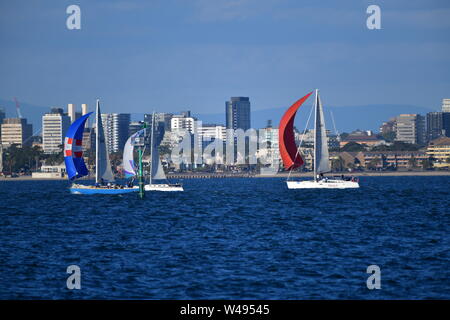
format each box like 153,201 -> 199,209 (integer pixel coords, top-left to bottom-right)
144,112 -> 183,192
64,99 -> 139,194
279,89 -> 360,189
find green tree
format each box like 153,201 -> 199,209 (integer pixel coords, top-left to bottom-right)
341,142 -> 365,152
381,131 -> 396,143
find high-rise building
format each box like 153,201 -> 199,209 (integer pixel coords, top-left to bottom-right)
82,128 -> 95,152
42,108 -> 71,154
198,123 -> 227,142
395,114 -> 426,145
101,113 -> 131,153
1,118 -> 33,147
68,104 -> 76,123
427,112 -> 443,141
442,99 -> 450,113
0,108 -> 5,126
226,97 -> 251,131
170,114 -> 197,135
444,113 -> 450,137
81,104 -> 88,116
0,107 -> 6,141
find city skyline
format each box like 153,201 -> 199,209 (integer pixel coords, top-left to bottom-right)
1,1 -> 449,116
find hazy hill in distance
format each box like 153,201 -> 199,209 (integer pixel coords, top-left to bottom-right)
0,98 -> 435,134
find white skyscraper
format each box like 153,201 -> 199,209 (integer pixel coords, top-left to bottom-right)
395,114 -> 426,145
42,108 -> 71,154
171,115 -> 197,134
67,104 -> 76,123
442,99 -> 450,113
81,103 -> 88,116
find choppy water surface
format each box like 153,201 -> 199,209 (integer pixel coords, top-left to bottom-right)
0,176 -> 449,299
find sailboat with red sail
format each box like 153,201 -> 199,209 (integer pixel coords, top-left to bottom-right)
279,89 -> 360,189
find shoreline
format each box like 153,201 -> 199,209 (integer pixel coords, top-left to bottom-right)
1,170 -> 450,181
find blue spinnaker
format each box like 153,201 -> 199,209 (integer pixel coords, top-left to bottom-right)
64,112 -> 93,180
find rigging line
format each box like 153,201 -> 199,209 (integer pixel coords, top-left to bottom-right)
330,109 -> 339,136
22,127 -> 42,145
287,98 -> 315,181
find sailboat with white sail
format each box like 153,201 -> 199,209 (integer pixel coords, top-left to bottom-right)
144,112 -> 183,192
279,89 -> 360,189
65,99 -> 139,194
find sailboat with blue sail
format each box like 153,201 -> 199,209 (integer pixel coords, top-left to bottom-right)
64,99 -> 139,194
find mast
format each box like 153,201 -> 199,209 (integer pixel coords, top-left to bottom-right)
95,99 -> 100,184
137,131 -> 145,198
313,89 -> 318,182
149,111 -> 155,186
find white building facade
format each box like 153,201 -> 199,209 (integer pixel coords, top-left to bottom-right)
42,108 -> 71,154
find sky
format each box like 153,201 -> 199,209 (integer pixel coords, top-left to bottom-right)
0,0 -> 449,117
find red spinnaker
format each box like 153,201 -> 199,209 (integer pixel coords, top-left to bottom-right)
278,92 -> 313,170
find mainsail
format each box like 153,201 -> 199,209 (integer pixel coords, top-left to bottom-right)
64,112 -> 92,180
95,100 -> 114,183
122,129 -> 145,178
149,112 -> 166,182
314,90 -> 331,175
278,92 -> 313,170
151,144 -> 166,180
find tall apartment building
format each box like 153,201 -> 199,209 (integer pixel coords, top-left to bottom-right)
1,118 -> 33,147
42,108 -> 71,154
101,113 -> 131,153
198,123 -> 227,142
226,97 -> 251,131
82,128 -> 95,152
171,114 -> 197,134
427,112 -> 450,141
395,114 -> 426,145
442,99 -> 450,113
67,104 -> 76,123
81,104 -> 88,116
0,107 -> 5,141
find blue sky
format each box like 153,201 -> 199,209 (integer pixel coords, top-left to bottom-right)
1,0 -> 449,116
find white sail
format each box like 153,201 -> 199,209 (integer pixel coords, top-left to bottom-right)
314,90 -> 331,175
122,129 -> 145,178
151,146 -> 166,180
95,100 -> 114,183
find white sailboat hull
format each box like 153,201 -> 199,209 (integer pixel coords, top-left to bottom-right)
287,179 -> 360,189
144,184 -> 184,192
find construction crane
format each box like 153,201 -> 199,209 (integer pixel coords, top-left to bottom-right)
14,97 -> 23,119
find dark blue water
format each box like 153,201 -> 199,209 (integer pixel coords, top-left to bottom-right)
0,176 -> 449,299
